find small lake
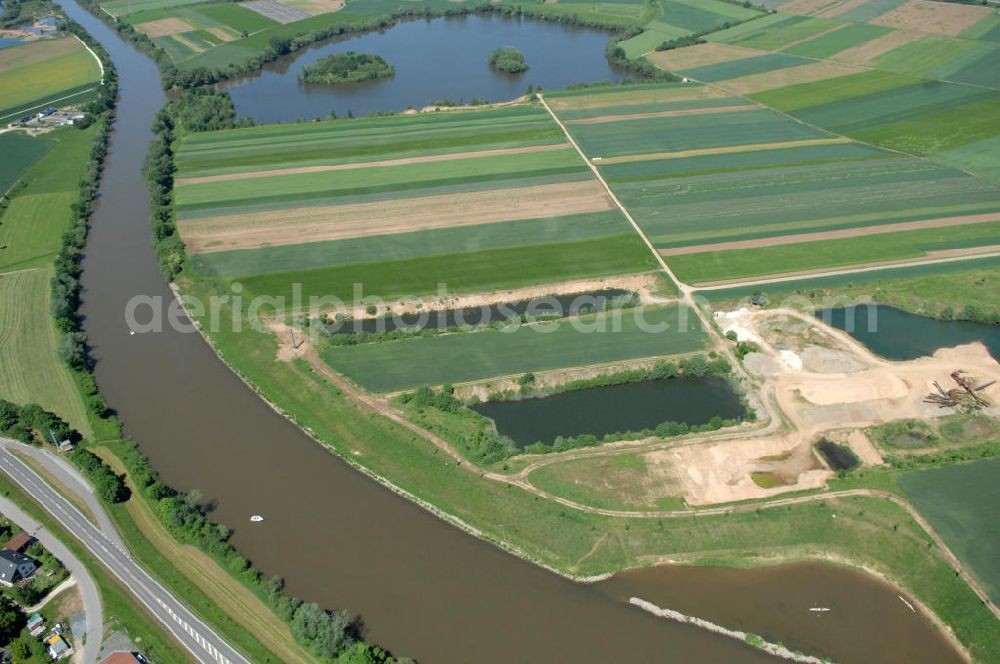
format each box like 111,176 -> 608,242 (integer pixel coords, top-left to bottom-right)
819,305 -> 1000,361
473,377 -> 745,447
221,14 -> 629,123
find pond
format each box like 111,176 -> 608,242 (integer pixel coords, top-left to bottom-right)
473,377 -> 745,447
220,14 -> 629,123
815,439 -> 859,471
819,305 -> 1000,362
327,289 -> 632,335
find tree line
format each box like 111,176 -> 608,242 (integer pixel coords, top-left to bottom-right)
112,442 -> 412,662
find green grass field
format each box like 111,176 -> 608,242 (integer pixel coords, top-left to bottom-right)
0,126 -> 97,436
0,133 -> 53,194
232,233 -> 657,304
900,458 -> 1000,605
0,268 -> 91,436
322,304 -> 706,391
0,36 -> 101,120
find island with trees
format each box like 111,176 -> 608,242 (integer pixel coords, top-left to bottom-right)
299,51 -> 394,85
488,47 -> 529,73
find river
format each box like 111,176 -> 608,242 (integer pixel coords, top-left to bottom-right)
59,3 -> 965,662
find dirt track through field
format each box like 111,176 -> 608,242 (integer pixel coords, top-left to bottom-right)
597,137 -> 852,165
565,104 -> 758,125
180,180 -> 612,253
661,212 -> 1000,256
175,143 -> 569,185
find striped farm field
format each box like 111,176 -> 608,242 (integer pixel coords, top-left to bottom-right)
176,105 -> 565,176
189,211 -> 630,277
782,22 -> 891,58
564,106 -> 827,158
230,234 -> 657,306
542,82 -> 730,112
175,147 -> 586,213
177,103 -> 658,304
711,14 -> 846,51
667,220 -> 1000,284
619,156 -> 1000,247
321,304 -> 707,392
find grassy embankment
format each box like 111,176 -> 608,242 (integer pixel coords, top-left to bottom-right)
176,276 -> 1000,662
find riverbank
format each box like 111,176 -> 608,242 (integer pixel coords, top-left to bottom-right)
54,0 -> 1000,661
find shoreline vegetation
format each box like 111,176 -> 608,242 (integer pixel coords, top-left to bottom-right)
76,0 -> 679,90
299,51 -> 394,85
488,46 -> 528,74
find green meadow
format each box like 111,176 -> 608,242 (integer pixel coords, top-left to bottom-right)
322,304 -> 706,391
0,37 -> 102,120
0,133 -> 53,194
0,126 -> 97,436
901,459 -> 1000,605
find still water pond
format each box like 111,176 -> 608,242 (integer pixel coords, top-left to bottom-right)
473,377 -> 745,447
819,305 -> 1000,361
221,14 -> 628,123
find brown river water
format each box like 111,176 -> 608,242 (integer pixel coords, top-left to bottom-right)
59,2 -> 965,661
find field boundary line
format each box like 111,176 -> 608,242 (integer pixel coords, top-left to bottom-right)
175,143 -> 571,185
539,95 -> 696,299
691,249 -> 1000,291
661,212 -> 1000,256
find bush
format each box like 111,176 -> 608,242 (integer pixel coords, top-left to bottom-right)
69,449 -> 128,503
300,52 -> 394,84
488,47 -> 529,73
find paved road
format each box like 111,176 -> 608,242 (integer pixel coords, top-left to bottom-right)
0,439 -> 125,551
0,444 -> 250,664
0,495 -> 102,663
